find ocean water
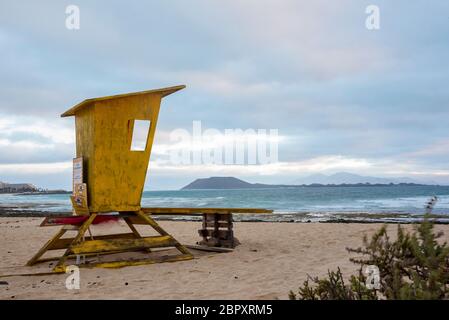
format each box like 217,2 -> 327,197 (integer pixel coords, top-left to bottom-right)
1,185 -> 449,222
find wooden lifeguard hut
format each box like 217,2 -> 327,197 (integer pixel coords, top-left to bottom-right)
62,85 -> 185,213
26,85 -> 273,274
27,85 -> 193,272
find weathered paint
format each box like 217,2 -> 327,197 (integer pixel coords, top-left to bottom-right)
70,235 -> 175,254
65,86 -> 185,212
28,211 -> 194,272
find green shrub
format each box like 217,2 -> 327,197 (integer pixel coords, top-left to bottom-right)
289,216 -> 449,300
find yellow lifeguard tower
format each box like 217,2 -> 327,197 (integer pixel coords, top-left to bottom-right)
61,85 -> 185,213
25,85 -> 273,274
27,86 -> 193,272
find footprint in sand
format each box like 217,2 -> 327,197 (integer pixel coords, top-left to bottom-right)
87,281 -> 102,288
189,269 -> 204,273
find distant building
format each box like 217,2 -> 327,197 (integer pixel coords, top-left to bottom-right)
0,181 -> 38,193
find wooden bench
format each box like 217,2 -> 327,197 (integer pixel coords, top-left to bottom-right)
141,207 -> 273,248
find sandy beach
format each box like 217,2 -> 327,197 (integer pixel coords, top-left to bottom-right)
0,217 -> 448,300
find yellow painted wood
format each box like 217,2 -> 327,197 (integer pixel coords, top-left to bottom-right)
61,85 -> 185,117
63,86 -> 185,213
126,215 -> 148,225
135,210 -> 169,235
62,225 -> 80,230
53,213 -> 97,273
29,250 -> 134,264
124,217 -> 152,253
26,253 -> 193,271
30,211 -> 195,272
135,210 -> 192,256
49,233 -> 137,250
74,106 -> 95,208
26,228 -> 67,266
124,218 -> 142,238
70,235 -> 175,254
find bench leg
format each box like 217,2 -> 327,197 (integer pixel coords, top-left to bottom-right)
198,213 -> 237,248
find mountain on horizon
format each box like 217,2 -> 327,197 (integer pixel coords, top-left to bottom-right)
181,174 -> 438,190
292,172 -> 435,185
182,177 -> 255,190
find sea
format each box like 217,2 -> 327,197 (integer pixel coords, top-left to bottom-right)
1,185 -> 449,223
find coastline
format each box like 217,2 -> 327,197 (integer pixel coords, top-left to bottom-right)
1,206 -> 448,224
2,185 -> 449,224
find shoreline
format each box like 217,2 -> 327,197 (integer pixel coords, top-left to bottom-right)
0,207 -> 448,224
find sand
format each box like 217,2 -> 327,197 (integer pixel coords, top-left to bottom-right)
1,217 -> 449,300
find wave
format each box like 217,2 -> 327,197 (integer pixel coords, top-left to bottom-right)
1,186 -> 449,222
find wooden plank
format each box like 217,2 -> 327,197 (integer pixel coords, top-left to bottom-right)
53,213 -> 97,272
49,233 -> 136,250
135,210 -> 170,236
201,213 -> 207,242
124,218 -> 142,237
135,210 -> 192,256
62,225 -> 80,230
39,215 -> 119,227
61,86 -> 185,117
26,228 -> 66,266
204,221 -> 229,228
32,249 -> 141,264
214,214 -> 220,243
124,217 -> 152,253
70,213 -> 97,244
226,214 -> 235,247
70,235 -> 175,254
126,215 -> 149,225
205,214 -> 231,222
198,229 -> 230,239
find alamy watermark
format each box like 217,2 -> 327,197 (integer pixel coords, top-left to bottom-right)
364,265 -> 380,290
65,265 -> 80,290
167,121 -> 279,165
365,5 -> 380,30
65,5 -> 80,30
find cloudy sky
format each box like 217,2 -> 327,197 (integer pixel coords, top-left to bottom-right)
0,1 -> 448,190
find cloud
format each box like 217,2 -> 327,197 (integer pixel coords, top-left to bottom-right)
149,155 -> 372,176
0,114 -> 74,164
406,139 -> 449,158
0,1 -> 448,188
0,161 -> 71,175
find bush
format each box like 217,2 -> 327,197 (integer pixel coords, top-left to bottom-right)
289,216 -> 449,300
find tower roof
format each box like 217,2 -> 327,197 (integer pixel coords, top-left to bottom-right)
61,85 -> 185,117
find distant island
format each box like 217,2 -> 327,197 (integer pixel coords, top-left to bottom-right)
181,176 -> 434,190
0,181 -> 69,195
182,177 -> 256,189
0,181 -> 38,193
291,172 -> 438,185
